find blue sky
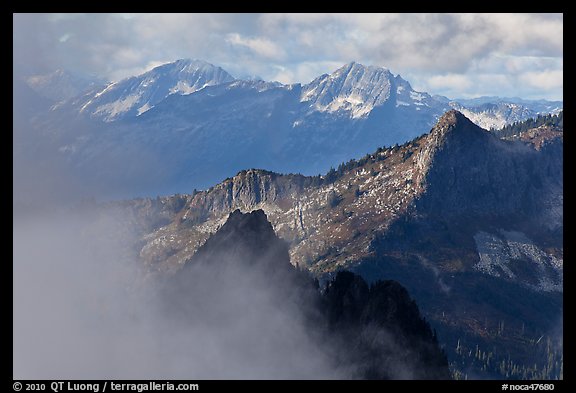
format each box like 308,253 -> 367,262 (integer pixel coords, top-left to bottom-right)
13,13 -> 563,100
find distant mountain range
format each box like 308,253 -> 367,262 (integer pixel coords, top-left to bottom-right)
15,59 -> 562,200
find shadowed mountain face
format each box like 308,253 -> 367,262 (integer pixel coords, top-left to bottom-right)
160,209 -> 450,379
322,271 -> 450,379
120,110 -> 562,379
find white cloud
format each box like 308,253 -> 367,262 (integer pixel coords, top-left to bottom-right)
519,69 -> 563,90
427,74 -> 473,91
270,61 -> 344,85
484,13 -> 563,56
13,13 -> 563,100
58,33 -> 72,43
226,33 -> 286,60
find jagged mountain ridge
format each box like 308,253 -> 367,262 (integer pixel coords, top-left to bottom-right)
35,59 -> 563,129
134,111 -> 562,280
161,209 -> 450,379
21,60 -> 561,199
302,62 -> 396,118
70,59 -> 235,121
429,95 -> 563,130
118,110 -> 562,379
448,101 -> 538,130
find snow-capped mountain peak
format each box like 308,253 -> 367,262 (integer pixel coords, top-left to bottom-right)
299,62 -> 441,119
301,62 -> 395,118
156,59 -> 235,90
75,59 -> 235,121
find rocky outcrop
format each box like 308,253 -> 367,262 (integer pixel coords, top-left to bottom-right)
322,271 -> 450,379
181,170 -> 312,225
160,209 -> 450,379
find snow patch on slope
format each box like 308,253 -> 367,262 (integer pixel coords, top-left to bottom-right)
473,230 -> 562,292
94,93 -> 142,121
170,80 -> 207,95
137,102 -> 152,116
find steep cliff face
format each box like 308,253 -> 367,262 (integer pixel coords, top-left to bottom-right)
182,170 -> 312,224
415,111 -> 562,223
